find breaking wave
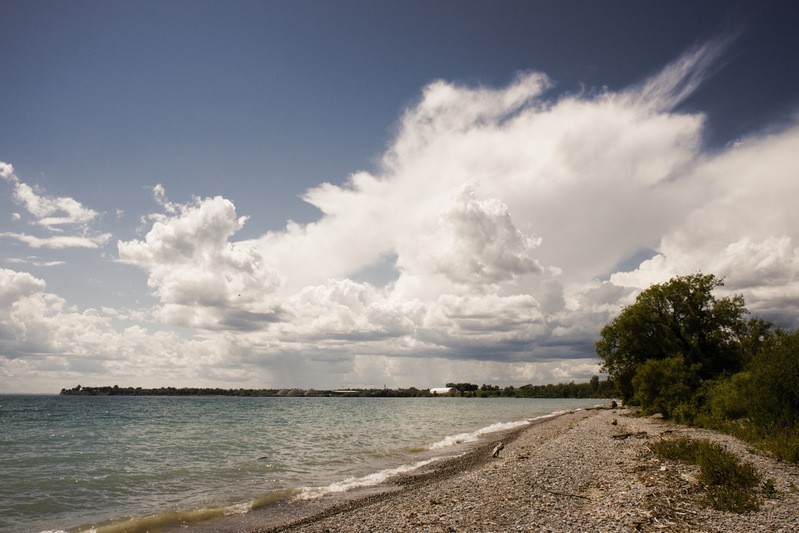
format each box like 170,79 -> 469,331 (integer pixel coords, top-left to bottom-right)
428,419 -> 530,450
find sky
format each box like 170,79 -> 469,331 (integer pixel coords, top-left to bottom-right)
2,1 -> 799,393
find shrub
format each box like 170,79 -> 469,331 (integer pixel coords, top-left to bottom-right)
695,442 -> 760,489
703,486 -> 760,513
745,330 -> 799,429
651,437 -> 761,513
704,372 -> 751,421
632,356 -> 695,418
700,330 -> 799,462
651,435 -> 699,462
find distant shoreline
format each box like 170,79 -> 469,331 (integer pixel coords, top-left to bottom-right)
58,380 -> 615,399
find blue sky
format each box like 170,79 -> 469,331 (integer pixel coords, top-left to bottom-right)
2,1 -> 799,392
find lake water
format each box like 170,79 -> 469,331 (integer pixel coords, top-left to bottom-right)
0,395 -> 605,532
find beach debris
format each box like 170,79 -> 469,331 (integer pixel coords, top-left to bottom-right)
492,442 -> 505,457
529,480 -> 590,500
680,473 -> 700,486
612,431 -> 649,440
588,401 -> 620,411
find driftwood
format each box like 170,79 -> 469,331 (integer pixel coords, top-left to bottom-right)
612,431 -> 648,440
528,480 -> 590,500
586,401 -> 620,411
492,442 -> 505,457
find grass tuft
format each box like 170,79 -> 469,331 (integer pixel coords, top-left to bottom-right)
762,478 -> 778,498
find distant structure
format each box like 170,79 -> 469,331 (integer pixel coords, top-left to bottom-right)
430,387 -> 455,396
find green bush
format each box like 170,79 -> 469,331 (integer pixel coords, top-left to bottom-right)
650,436 -> 699,462
704,372 -> 751,421
697,330 -> 799,462
745,330 -> 799,429
632,355 -> 695,418
695,442 -> 760,489
651,437 -> 761,513
746,426 -> 799,464
703,486 -> 760,513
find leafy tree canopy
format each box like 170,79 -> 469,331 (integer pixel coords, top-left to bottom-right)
596,273 -> 750,402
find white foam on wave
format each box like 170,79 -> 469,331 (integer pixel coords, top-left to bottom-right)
297,455 -> 456,500
297,408 -> 575,503
428,419 -> 531,450
528,409 -> 573,422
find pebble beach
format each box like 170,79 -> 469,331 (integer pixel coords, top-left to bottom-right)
249,408 -> 799,533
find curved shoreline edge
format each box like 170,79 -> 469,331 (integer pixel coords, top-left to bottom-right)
183,408 -> 597,533
263,414 -> 547,532
225,407 -> 799,533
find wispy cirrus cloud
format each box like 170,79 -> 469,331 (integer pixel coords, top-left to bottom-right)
6,257 -> 66,267
622,35 -> 734,111
0,162 -> 111,250
1,232 -> 110,249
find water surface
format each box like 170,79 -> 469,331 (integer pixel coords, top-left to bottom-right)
0,395 -> 603,532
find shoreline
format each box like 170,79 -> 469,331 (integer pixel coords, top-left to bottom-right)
178,410 -> 553,533
213,407 -> 799,532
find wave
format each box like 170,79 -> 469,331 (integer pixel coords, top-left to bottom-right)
428,419 -> 530,450
529,408 -> 577,421
297,455 -> 455,499
300,409 -> 577,498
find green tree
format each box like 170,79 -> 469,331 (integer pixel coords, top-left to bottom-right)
446,383 -> 479,395
596,273 -> 749,403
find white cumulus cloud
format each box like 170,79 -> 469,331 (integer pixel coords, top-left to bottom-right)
6,37 -> 799,391
609,125 -> 799,327
118,193 -> 284,330
109,38 -> 799,386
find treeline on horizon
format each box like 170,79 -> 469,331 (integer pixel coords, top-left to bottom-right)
59,377 -> 615,399
597,273 -> 799,463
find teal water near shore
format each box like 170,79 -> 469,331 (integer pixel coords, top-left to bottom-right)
1,395 -> 604,532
